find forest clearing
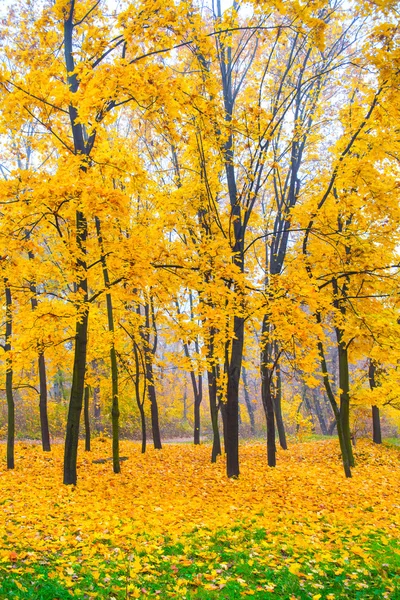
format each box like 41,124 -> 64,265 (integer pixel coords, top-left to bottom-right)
0,439 -> 399,599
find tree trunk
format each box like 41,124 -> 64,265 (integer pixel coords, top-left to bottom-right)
181,337 -> 202,446
5,284 -> 14,470
133,341 -> 146,454
261,362 -> 276,467
93,384 -> 102,431
313,391 -> 328,435
225,314 -> 244,477
194,374 -> 202,445
139,404 -> 146,454
38,349 -> 50,451
84,385 -> 91,451
208,367 -> 222,462
336,332 -> 354,468
220,401 -> 228,453
95,217 -> 120,474
146,361 -> 162,449
369,361 -> 382,444
372,406 -> 382,444
144,301 -> 162,449
242,366 -> 255,435
63,7 -> 92,485
261,317 -> 276,467
28,250 -> 51,452
64,296 -> 89,485
317,330 -> 352,478
273,359 -> 287,449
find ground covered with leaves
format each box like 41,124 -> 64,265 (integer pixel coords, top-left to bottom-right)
0,439 -> 399,599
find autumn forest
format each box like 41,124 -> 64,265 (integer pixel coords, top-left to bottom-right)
0,0 -> 399,598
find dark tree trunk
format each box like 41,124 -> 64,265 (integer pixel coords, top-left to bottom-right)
220,401 -> 228,454
139,404 -> 146,454
133,341 -> 146,454
372,406 -> 382,444
317,327 -> 352,478
187,368 -> 200,445
183,341 -> 202,446
206,329 -> 221,461
313,391 -> 328,435
261,318 -> 276,467
369,361 -> 382,444
63,6 -> 93,485
336,328 -> 354,468
242,366 -> 255,435
194,375 -> 202,445
28,250 -> 51,452
328,419 -> 337,435
144,301 -> 162,449
146,361 -> 162,449
5,284 -> 14,470
225,314 -> 244,477
261,363 -> 276,467
84,385 -> 91,452
273,358 -> 287,449
208,367 -> 222,462
64,298 -> 89,485
95,217 -> 120,473
38,350 -> 51,451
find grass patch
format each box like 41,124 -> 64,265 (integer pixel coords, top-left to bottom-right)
1,529 -> 399,599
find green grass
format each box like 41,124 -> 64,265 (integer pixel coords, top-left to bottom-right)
1,527 -> 399,599
385,437 -> 400,447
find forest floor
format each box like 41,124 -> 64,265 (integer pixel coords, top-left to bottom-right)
0,439 -> 399,599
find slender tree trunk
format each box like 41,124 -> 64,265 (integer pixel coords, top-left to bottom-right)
64,295 -> 89,485
146,361 -> 162,449
317,330 -> 351,478
139,405 -> 146,454
225,314 -> 244,477
369,361 -> 382,444
110,335 -> 120,471
194,375 -> 202,445
63,7 -> 92,485
183,344 -> 202,445
95,217 -> 120,473
144,302 -> 162,449
220,401 -> 228,453
313,391 -> 328,435
372,406 -> 382,444
242,366 -> 255,435
84,385 -> 91,451
208,367 -> 222,462
328,419 -> 337,435
28,250 -> 51,452
337,333 -> 354,467
206,330 -> 221,461
273,359 -> 287,449
38,349 -> 50,451
133,342 -> 146,454
93,385 -> 102,431
5,284 -> 14,470
261,318 -> 276,467
261,363 -> 276,467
